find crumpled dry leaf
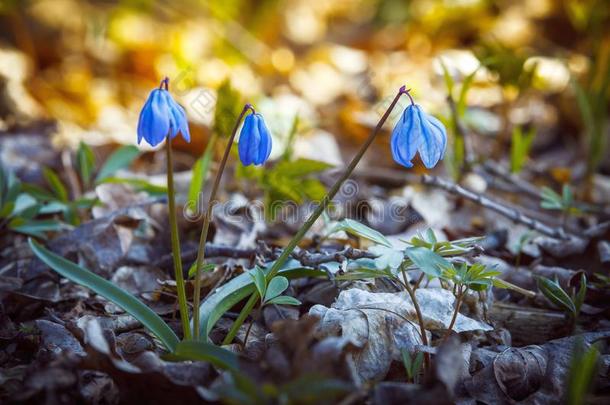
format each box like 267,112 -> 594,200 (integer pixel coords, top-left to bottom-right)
35,319 -> 85,357
463,331 -> 610,404
309,288 -> 492,380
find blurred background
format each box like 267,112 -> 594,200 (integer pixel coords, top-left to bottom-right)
0,0 -> 608,188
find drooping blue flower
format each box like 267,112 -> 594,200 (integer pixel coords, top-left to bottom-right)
238,113 -> 272,166
137,80 -> 190,147
390,104 -> 447,169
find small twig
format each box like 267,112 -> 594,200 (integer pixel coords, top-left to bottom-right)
291,246 -> 376,267
421,174 -> 570,240
157,243 -> 256,269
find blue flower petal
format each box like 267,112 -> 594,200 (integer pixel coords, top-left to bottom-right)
255,114 -> 272,165
390,105 -> 421,168
238,114 -> 257,166
166,95 -> 190,143
137,89 -> 170,147
414,107 -> 440,168
425,113 -> 447,162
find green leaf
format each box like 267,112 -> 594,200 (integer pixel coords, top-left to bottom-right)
537,276 -> 576,316
266,295 -> 301,306
540,187 -> 563,210
562,184 -> 574,208
29,239 -> 179,351
95,145 -> 139,183
405,247 -> 450,278
188,262 -> 216,279
301,178 -> 328,201
196,262 -> 324,339
9,218 -> 70,239
173,340 -> 239,371
99,177 -> 167,195
264,276 -> 289,302
439,59 -> 454,97
330,219 -> 392,248
0,165 -> 21,218
249,267 -> 267,299
567,339 -> 600,405
42,168 -> 68,202
76,141 -> 96,187
457,67 -> 480,117
573,273 -> 587,315
273,158 -> 333,177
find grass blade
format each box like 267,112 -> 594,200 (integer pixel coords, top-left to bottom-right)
29,238 -> 179,351
95,145 -> 139,183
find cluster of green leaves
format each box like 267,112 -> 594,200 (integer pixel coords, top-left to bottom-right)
250,267 -> 301,307
536,273 -> 587,321
0,164 -> 71,238
401,349 -> 424,383
237,158 -> 331,221
1,142 -> 145,239
510,125 -> 536,173
540,184 -> 581,224
440,262 -> 501,292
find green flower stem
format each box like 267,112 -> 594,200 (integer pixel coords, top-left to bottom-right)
192,104 -> 253,340
166,136 -> 191,340
221,85 -> 410,345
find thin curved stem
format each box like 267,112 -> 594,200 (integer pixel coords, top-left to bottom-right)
401,265 -> 429,369
192,104 -> 252,340
222,86 -> 410,345
442,286 -> 464,342
166,136 -> 191,340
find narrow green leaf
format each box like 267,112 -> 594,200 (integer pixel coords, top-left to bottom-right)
173,340 -> 239,371
95,145 -> 139,183
249,267 -> 267,299
537,276 -> 576,315
29,239 -> 179,351
264,276 -> 289,302
76,141 -> 96,187
99,177 -> 167,195
266,295 -> 301,306
401,348 -> 413,379
573,273 -> 587,315
42,168 -> 68,202
9,218 -> 70,238
331,219 -> 392,248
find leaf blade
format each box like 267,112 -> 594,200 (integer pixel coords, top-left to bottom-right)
29,239 -> 179,351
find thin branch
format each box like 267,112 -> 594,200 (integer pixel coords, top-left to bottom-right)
421,174 -> 570,240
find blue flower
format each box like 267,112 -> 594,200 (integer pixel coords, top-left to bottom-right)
390,104 -> 447,169
137,81 -> 190,147
238,113 -> 272,166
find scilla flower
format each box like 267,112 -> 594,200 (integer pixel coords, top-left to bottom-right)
238,109 -> 272,166
391,92 -> 447,169
137,78 -> 190,147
